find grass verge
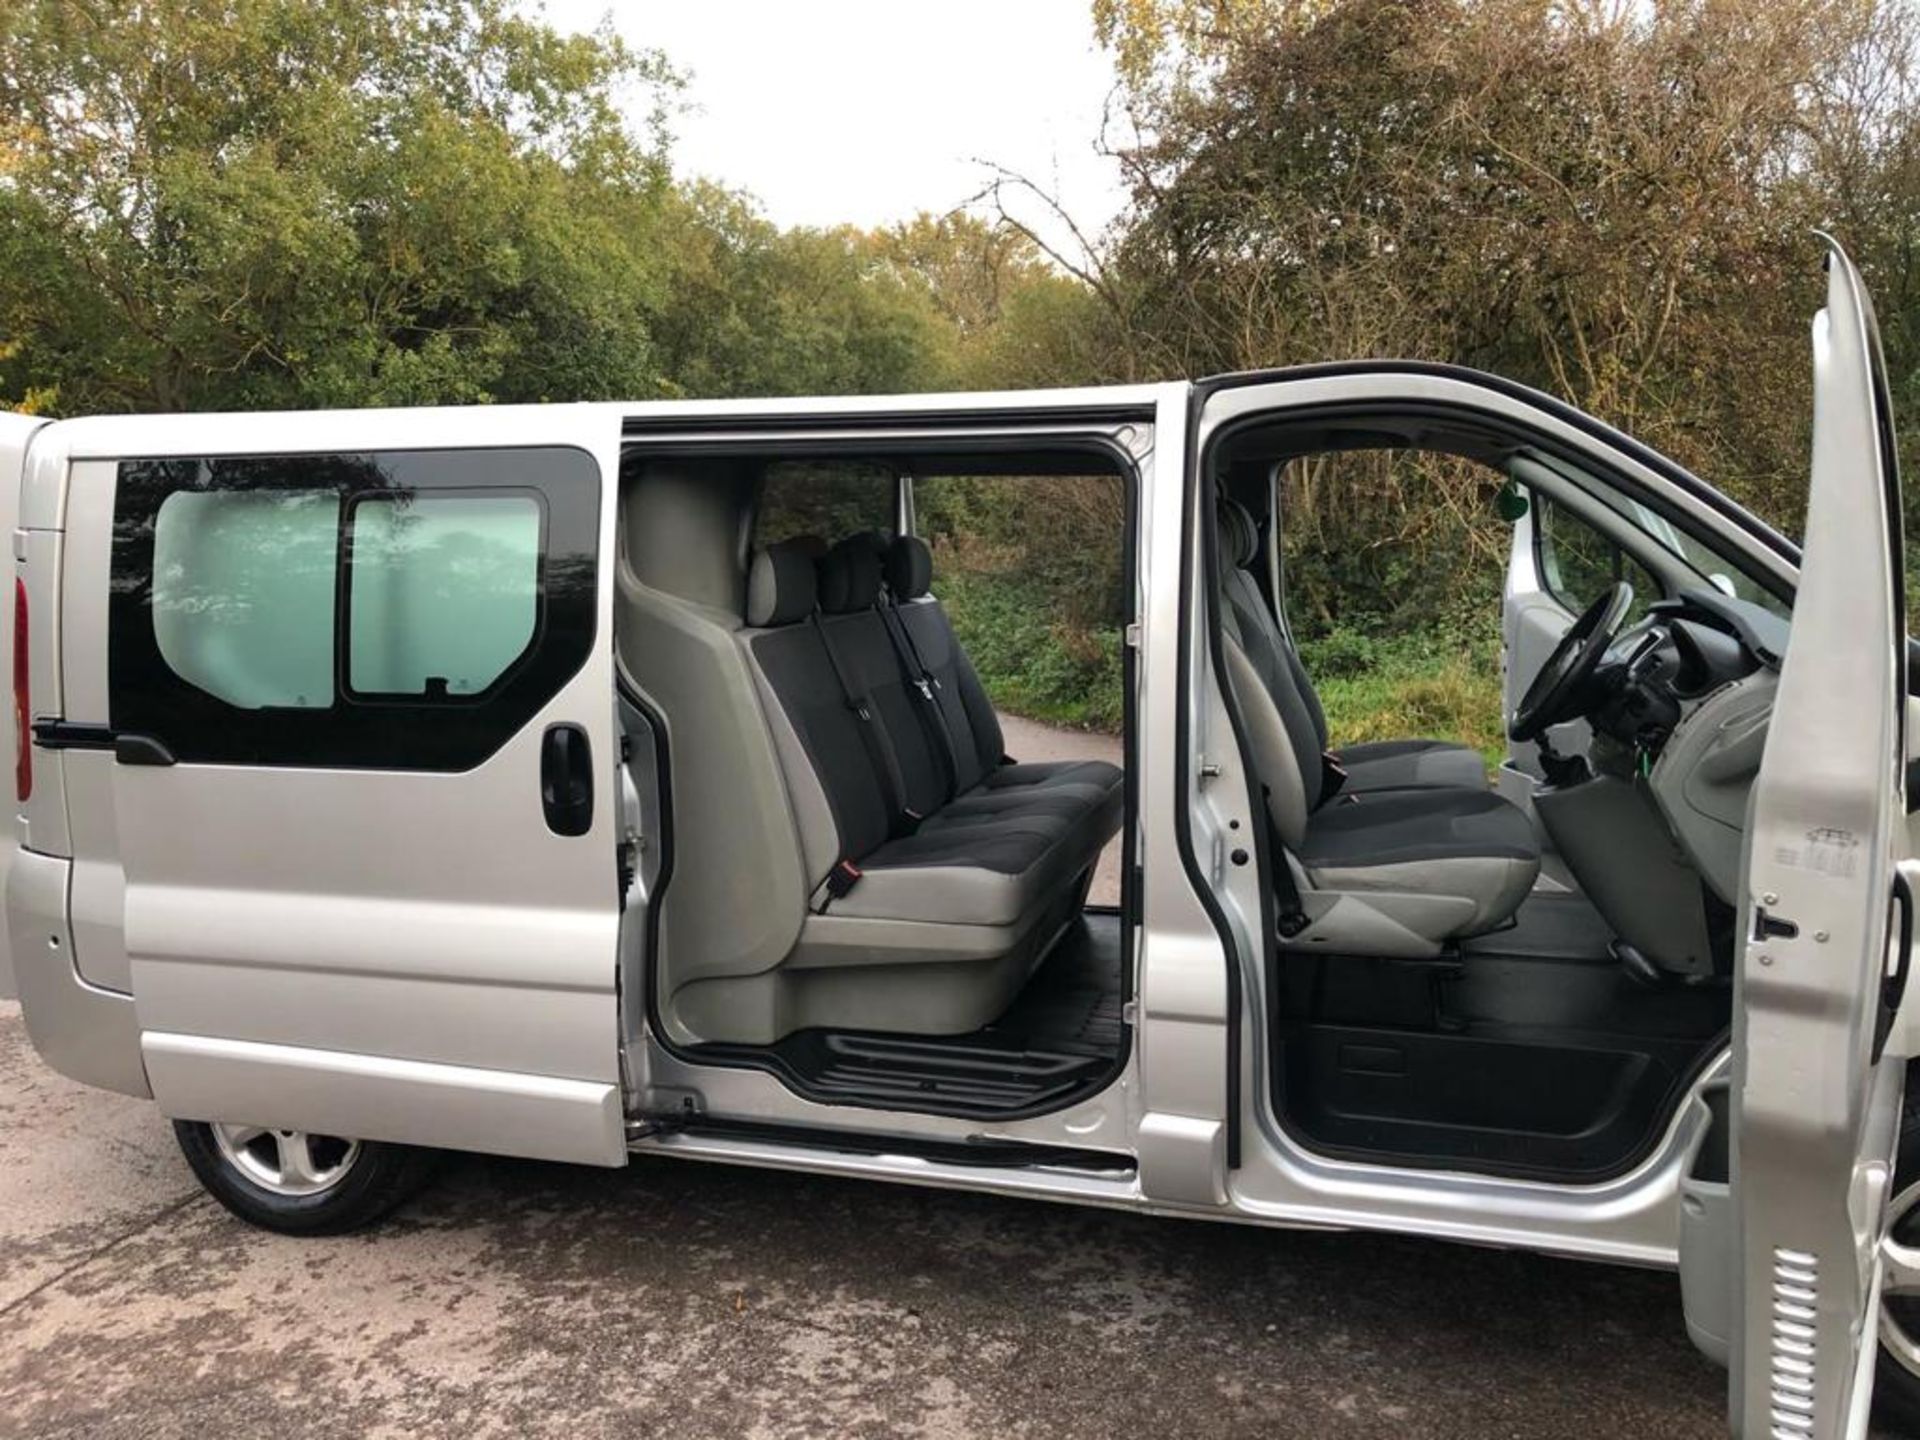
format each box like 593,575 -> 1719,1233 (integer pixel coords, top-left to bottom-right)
940,566 -> 1506,766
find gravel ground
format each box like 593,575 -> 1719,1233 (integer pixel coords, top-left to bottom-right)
1,1021 -> 1734,1437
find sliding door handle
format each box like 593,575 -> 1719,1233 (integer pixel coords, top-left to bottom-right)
540,723 -> 594,837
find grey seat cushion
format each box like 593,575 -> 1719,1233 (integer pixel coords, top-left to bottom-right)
1336,739 -> 1488,793
1298,786 -> 1540,935
1301,787 -> 1536,869
841,760 -> 1123,928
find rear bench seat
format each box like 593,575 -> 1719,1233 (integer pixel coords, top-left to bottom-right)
654,529 -> 1122,1045
691,533 -> 1123,1040
878,532 -> 1123,820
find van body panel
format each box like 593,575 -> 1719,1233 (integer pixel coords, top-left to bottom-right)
19,527 -> 70,858
58,458 -> 115,720
64,752 -> 131,992
1722,242 -> 1907,1440
19,416 -> 69,531
58,458 -> 126,990
8,846 -> 148,1096
1132,385 -> 1244,1205
143,1030 -> 624,1166
0,413 -> 43,998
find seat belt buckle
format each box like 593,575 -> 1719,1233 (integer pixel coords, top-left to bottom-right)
914,677 -> 934,701
1320,750 -> 1350,802
825,859 -> 863,900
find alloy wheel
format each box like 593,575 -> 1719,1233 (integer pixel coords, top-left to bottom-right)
209,1123 -> 361,1198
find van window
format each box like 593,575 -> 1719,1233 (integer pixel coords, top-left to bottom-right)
111,447 -> 598,770
348,495 -> 542,698
1535,495 -> 1656,622
152,489 -> 340,709
755,461 -> 895,546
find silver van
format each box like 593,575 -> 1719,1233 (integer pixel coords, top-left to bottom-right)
3,241 -> 1911,1437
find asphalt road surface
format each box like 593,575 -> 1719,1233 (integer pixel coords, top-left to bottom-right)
0,994 -> 1739,1440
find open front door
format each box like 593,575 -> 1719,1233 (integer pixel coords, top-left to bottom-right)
1728,242 -> 1911,1437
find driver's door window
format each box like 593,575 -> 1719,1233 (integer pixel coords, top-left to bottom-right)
1534,495 -> 1656,622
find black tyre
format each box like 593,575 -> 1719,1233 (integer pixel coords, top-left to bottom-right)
1876,1078 -> 1920,1435
173,1119 -> 438,1235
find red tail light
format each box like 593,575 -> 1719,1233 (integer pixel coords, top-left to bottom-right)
14,577 -> 30,802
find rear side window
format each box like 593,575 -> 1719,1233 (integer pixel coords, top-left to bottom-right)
347,495 -> 542,698
153,489 -> 340,709
113,447 -> 596,770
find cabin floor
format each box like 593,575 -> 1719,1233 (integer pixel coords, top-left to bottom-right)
1270,889 -> 1730,1182
734,911 -> 1127,1118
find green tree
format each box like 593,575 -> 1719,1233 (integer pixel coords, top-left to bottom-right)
644,184 -> 956,400
1087,0 -> 1910,629
0,0 -> 679,413
865,213 -> 1117,389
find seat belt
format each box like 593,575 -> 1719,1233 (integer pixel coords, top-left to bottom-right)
1263,796 -> 1311,938
809,612 -> 917,835
876,599 -> 961,803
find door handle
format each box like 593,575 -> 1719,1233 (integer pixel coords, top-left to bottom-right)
540,723 -> 594,837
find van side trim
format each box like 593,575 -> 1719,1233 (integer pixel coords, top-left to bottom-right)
142,1031 -> 627,1167
620,402 -> 1157,438
652,1115 -> 1138,1173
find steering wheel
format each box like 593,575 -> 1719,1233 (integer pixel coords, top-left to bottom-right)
1509,581 -> 1636,743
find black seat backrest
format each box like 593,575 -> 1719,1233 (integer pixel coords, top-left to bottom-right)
814,535 -> 951,822
744,537 -> 898,866
1217,500 -> 1331,756
746,533 -> 973,872
883,534 -> 1006,793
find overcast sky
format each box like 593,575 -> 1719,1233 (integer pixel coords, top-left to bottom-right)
534,2 -> 1133,256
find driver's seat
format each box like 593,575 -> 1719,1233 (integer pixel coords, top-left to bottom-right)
1219,512 -> 1540,954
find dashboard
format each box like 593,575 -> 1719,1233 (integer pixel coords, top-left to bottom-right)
1582,588 -> 1787,768
1533,588 -> 1786,967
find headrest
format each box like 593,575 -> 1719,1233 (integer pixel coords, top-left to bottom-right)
745,537 -> 820,626
885,534 -> 933,600
1216,499 -> 1260,571
817,534 -> 884,614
